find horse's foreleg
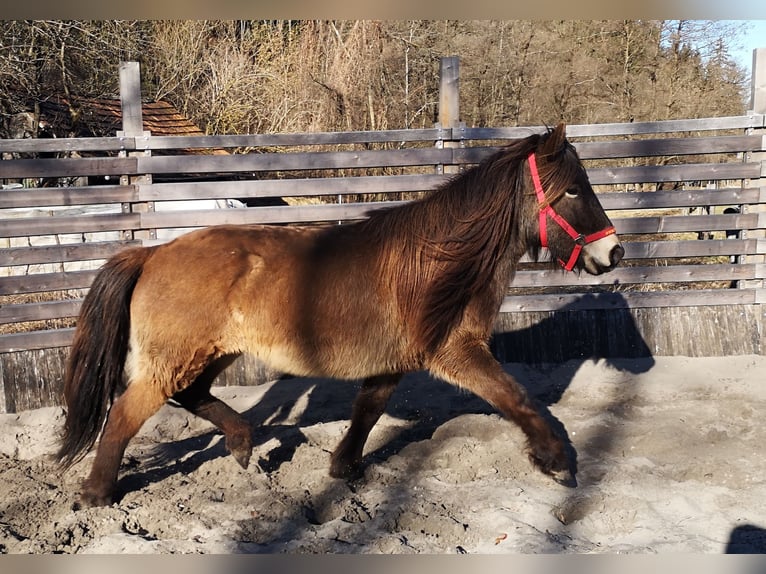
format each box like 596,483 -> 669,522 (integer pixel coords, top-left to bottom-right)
330,373 -> 402,479
80,381 -> 166,507
172,355 -> 253,469
429,338 -> 572,484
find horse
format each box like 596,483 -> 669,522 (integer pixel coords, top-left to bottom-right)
57,123 -> 624,507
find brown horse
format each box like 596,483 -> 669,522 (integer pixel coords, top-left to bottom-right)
57,123 -> 623,507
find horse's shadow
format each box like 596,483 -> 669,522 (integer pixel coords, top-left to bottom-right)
118,291 -> 654,500
725,524 -> 766,554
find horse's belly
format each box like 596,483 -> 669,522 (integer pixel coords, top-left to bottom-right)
238,322 -> 405,380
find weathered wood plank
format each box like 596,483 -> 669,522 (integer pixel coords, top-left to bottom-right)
0,240 -> 137,267
599,187 -> 765,211
0,213 -> 140,239
0,137 -> 131,154
511,263 -> 755,288
0,156 -> 137,179
0,346 -> 69,411
0,299 -> 82,325
574,135 -> 764,159
622,239 -> 758,259
0,185 -> 137,209
613,213 -> 760,234
138,174 -> 448,202
500,288 -> 758,313
137,148 -> 453,175
0,270 -> 98,296
145,128 -> 447,150
587,162 -> 761,185
462,115 -> 765,140
139,201 -> 405,228
0,329 -> 75,354
457,137 -> 763,163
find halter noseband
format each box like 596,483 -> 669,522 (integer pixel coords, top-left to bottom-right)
528,152 -> 616,272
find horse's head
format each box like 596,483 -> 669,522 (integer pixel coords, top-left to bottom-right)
530,123 -> 623,275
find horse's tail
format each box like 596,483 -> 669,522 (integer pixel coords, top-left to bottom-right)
57,245 -> 155,468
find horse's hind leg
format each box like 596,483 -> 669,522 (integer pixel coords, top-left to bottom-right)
172,354 -> 253,469
429,337 -> 572,484
81,380 -> 167,507
330,373 -> 401,479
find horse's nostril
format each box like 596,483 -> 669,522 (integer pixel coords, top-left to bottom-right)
610,244 -> 625,266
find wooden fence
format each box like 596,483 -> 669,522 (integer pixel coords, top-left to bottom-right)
1,58 -> 766,412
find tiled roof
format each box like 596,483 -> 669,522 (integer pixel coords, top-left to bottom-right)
37,96 -> 228,156
38,96 -> 206,138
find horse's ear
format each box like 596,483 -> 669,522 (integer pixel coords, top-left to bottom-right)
541,122 -> 567,156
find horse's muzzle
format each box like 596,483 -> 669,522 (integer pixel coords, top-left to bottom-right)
581,234 -> 624,275
610,243 -> 625,268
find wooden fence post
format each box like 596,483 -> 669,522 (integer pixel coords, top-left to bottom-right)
747,48 -> 766,350
436,56 -> 463,175
118,61 -> 155,241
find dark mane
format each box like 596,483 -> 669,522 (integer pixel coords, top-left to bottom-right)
356,128 -> 583,352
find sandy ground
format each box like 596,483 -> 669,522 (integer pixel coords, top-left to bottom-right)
1,355 -> 765,554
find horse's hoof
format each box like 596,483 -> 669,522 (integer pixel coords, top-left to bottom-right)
329,458 -> 361,480
78,490 -> 114,508
230,444 -> 252,469
552,468 -> 577,488
227,433 -> 253,469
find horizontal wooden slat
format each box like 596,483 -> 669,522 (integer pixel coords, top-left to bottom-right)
500,288 -> 759,313
0,270 -> 98,296
0,328 -> 75,353
0,213 -> 140,238
457,136 -> 763,161
0,185 -> 137,209
0,137 -> 128,154
562,115 -> 766,137
0,156 -> 136,179
587,162 -> 761,185
145,128 -> 448,150
139,174 -> 449,202
575,135 -> 764,159
461,115 -> 765,140
511,263 -> 755,288
137,148 -> 453,175
0,299 -> 81,325
0,240 -> 137,267
139,201 -> 405,228
613,213 -> 760,234
622,239 -> 759,259
599,187 -> 765,210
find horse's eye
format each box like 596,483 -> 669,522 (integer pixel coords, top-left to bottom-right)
565,186 -> 580,198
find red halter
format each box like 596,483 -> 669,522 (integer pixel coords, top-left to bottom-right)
528,152 -> 616,272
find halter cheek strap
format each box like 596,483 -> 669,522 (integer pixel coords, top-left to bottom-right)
528,152 -> 616,272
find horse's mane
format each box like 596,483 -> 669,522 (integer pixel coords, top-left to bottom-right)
357,127 -> 582,353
